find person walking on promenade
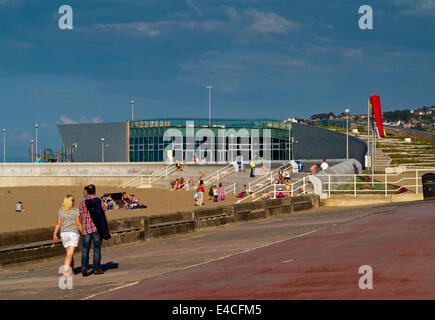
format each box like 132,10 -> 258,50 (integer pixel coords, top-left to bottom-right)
196,180 -> 205,206
53,195 -> 82,277
250,158 -> 256,178
79,184 -> 110,276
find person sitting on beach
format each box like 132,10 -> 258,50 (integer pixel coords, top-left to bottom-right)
309,164 -> 320,175
127,194 -> 139,209
179,178 -> 185,190
105,195 -> 115,210
170,179 -> 176,189
236,185 -> 248,198
276,188 -> 286,198
16,201 -> 25,213
175,161 -> 182,172
174,178 -> 180,190
261,190 -> 271,200
53,195 -> 83,277
121,192 -> 131,210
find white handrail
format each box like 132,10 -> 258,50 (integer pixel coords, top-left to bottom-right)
203,163 -> 236,186
318,168 -> 433,198
122,165 -> 176,188
248,161 -> 293,194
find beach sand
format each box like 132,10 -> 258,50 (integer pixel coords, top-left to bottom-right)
0,186 -> 238,233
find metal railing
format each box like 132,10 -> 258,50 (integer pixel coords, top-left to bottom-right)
237,181 -> 309,203
320,168 -> 433,198
203,163 -> 236,186
248,161 -> 294,195
247,177 -> 310,202
122,165 -> 176,188
224,182 -> 237,194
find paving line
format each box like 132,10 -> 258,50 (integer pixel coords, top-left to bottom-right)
80,226 -> 326,300
81,281 -> 140,300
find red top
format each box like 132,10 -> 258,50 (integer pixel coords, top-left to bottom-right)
79,195 -> 105,235
197,185 -> 205,192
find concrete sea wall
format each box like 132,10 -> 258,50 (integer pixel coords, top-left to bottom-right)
0,195 -> 319,266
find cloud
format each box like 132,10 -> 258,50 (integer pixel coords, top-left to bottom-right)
90,117 -> 103,123
341,48 -> 363,58
245,9 -> 298,34
59,115 -> 78,125
11,132 -> 32,143
186,0 -> 202,15
95,19 -> 222,36
0,0 -> 19,8
224,6 -> 240,21
96,21 -> 173,37
394,0 -> 435,18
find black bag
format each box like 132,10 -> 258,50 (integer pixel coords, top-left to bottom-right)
85,198 -> 111,240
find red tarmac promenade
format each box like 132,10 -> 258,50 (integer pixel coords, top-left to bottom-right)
97,200 -> 435,300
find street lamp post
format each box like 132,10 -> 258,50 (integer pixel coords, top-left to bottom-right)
206,86 -> 213,126
34,124 -> 39,162
286,118 -> 292,161
2,129 -> 5,163
130,100 -> 135,121
101,138 -> 105,162
72,143 -> 78,162
30,139 -> 35,163
344,108 -> 350,159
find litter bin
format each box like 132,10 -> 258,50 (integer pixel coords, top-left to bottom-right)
236,161 -> 242,172
422,173 -> 435,200
295,160 -> 303,173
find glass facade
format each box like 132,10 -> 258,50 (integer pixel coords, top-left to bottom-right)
128,118 -> 292,162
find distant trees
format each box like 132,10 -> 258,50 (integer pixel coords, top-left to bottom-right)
310,112 -> 335,120
382,110 -> 411,122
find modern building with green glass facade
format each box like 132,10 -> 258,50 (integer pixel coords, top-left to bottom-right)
128,118 -> 291,163
57,118 -> 367,164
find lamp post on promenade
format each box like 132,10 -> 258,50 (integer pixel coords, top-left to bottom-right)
286,118 -> 293,161
130,100 -> 135,121
34,124 -> 39,162
101,138 -> 105,162
344,108 -> 350,159
30,140 -> 34,163
206,86 -> 213,126
2,129 -> 5,163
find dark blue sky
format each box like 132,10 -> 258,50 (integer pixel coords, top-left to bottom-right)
0,0 -> 434,160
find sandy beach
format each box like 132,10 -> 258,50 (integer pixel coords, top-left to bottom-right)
0,186 -> 238,233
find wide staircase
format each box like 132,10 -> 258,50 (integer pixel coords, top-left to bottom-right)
122,165 -> 177,189
350,130 -> 435,170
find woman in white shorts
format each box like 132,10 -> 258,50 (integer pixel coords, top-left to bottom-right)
53,195 -> 82,277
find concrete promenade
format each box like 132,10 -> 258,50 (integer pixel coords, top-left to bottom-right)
0,200 -> 433,299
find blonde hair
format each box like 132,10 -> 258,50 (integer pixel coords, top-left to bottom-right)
61,194 -> 74,211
